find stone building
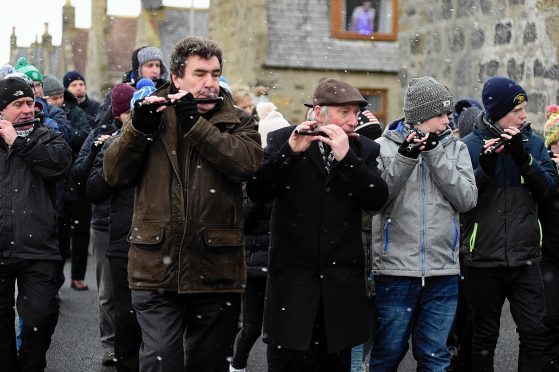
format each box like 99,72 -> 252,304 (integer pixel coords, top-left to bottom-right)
9,0 -> 208,100
208,0 -> 402,125
399,0 -> 559,129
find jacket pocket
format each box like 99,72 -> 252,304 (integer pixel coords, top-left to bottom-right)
127,225 -> 167,284
469,222 -> 478,253
199,228 -> 243,285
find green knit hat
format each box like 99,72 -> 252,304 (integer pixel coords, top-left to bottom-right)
15,57 -> 43,83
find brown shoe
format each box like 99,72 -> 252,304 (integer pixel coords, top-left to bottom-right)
71,280 -> 89,291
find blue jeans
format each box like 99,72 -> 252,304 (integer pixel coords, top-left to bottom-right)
370,275 -> 458,372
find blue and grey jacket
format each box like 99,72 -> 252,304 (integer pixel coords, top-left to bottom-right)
460,114 -> 558,268
371,118 -> 477,278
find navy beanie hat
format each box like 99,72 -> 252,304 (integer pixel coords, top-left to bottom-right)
63,70 -> 85,89
482,76 -> 527,123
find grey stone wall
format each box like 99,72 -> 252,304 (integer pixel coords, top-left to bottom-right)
399,0 -> 559,128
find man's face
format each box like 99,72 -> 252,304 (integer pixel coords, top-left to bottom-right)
1,97 -> 35,129
32,81 -> 44,99
415,112 -> 450,134
172,55 -> 221,114
314,104 -> 360,133
497,101 -> 528,130
67,80 -> 86,99
140,60 -> 161,81
46,93 -> 64,108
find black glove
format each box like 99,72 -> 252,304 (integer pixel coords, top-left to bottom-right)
479,149 -> 499,177
132,103 -> 163,134
422,132 -> 439,151
398,138 -> 421,159
175,93 -> 199,133
90,136 -> 104,154
507,132 -> 530,167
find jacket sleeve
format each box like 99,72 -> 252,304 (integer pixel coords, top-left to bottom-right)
103,122 -> 152,187
87,139 -> 116,204
48,104 -> 74,145
520,141 -> 558,201
422,141 -> 478,213
333,142 -> 389,212
377,140 -> 419,208
11,129 -> 72,181
185,112 -> 263,183
72,129 -> 97,184
246,129 -> 304,203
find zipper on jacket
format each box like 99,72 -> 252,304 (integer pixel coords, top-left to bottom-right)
383,217 -> 391,253
469,222 -> 478,253
176,145 -> 194,292
420,159 -> 426,286
538,219 -> 543,247
452,218 -> 458,263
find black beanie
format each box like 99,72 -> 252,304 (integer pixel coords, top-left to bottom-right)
63,70 -> 85,89
482,76 -> 527,123
0,77 -> 34,111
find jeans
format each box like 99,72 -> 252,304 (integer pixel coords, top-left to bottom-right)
370,275 -> 458,372
469,264 -> 545,372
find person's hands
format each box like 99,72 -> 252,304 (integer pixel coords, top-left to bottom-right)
478,138 -> 503,177
132,96 -> 166,133
398,131 -> 424,159
172,92 -> 199,133
90,134 -> 111,154
317,124 -> 350,161
0,119 -> 18,146
503,127 -> 530,167
422,132 -> 439,151
289,121 -> 319,153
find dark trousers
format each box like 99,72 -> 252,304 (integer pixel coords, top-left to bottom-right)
58,199 -> 91,280
0,259 -> 60,372
231,276 -> 266,369
469,264 -> 545,372
132,289 -> 241,372
543,260 -> 559,368
267,303 -> 351,372
109,257 -> 141,372
448,259 -> 472,371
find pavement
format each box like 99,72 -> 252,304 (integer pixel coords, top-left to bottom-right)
44,259 -> 519,371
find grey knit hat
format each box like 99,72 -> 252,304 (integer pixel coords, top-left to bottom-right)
404,76 -> 454,125
43,74 -> 64,97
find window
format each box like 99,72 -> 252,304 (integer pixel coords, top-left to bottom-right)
331,0 -> 398,41
360,88 -> 388,126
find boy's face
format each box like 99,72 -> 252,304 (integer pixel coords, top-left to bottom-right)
415,112 -> 450,134
497,101 -> 528,130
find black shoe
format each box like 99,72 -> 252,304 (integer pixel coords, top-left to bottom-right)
102,351 -> 117,365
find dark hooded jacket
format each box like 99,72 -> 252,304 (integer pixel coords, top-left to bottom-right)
460,114 -> 558,267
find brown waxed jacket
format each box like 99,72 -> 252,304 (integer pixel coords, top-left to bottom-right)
103,86 -> 263,293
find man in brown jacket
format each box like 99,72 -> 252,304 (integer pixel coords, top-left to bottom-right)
103,36 -> 263,372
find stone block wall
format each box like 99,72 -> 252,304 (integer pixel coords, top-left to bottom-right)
399,0 -> 559,128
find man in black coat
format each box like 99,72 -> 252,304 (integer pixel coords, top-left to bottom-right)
246,78 -> 389,371
0,77 -> 72,371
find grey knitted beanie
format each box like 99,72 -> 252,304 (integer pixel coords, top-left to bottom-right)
43,74 -> 64,97
404,76 -> 454,125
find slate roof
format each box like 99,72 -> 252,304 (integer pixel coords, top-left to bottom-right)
265,0 -> 399,72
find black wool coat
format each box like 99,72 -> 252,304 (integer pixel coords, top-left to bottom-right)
246,126 -> 388,353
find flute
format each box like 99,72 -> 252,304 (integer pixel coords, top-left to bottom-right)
485,121 -> 531,154
134,96 -> 224,109
12,118 -> 41,128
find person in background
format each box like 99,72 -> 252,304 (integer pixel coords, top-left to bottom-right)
63,70 -> 100,128
87,83 -> 140,372
0,77 -> 72,372
350,1 -> 375,35
461,76 -> 558,371
247,78 -> 389,371
230,105 -> 290,372
540,104 -> 559,372
233,87 -> 256,117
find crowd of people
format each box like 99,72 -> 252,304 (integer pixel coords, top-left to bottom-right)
1,35 -> 559,372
